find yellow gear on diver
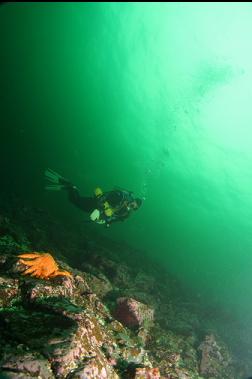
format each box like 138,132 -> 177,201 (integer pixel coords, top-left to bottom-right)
94,189 -> 114,217
103,201 -> 114,217
104,208 -> 113,217
94,187 -> 103,197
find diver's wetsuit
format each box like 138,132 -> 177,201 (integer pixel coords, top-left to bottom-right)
66,186 -> 135,224
99,190 -> 135,223
67,186 -> 98,212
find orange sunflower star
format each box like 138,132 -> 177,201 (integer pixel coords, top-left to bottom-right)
18,252 -> 72,280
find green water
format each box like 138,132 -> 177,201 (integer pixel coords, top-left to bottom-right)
1,1 -> 252,354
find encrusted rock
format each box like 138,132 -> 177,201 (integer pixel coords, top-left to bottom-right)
0,211 -> 238,379
46,312 -> 111,378
114,298 -> 154,329
67,357 -> 119,379
199,334 -> 234,379
134,367 -> 160,378
85,272 -> 113,299
0,277 -> 19,307
0,353 -> 54,379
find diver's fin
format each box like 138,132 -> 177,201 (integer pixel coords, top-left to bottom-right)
45,185 -> 65,191
45,169 -> 69,191
45,168 -> 64,183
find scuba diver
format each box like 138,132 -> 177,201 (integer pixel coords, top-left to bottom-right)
45,169 -> 142,227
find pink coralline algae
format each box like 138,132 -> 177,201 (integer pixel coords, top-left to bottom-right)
134,367 -> 160,379
114,297 -> 154,329
199,334 -> 233,379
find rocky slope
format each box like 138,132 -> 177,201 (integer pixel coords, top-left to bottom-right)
0,204 -> 238,378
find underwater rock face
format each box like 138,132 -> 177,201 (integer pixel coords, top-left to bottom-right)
0,277 -> 19,307
114,297 -> 154,329
0,353 -> 54,379
66,357 -> 119,379
0,253 -> 148,379
199,334 -> 233,378
85,271 -> 113,299
134,367 -> 160,378
0,208 -> 239,378
0,271 -> 118,378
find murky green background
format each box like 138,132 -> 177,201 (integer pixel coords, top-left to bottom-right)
1,2 -> 252,347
